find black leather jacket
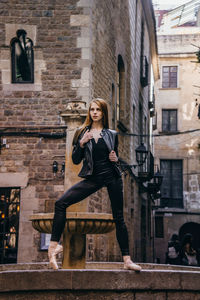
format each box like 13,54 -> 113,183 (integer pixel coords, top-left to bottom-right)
72,127 -> 121,178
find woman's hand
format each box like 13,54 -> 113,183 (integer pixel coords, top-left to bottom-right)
79,130 -> 93,148
109,150 -> 118,162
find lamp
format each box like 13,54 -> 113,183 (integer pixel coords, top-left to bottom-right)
153,169 -> 163,187
61,162 -> 65,175
147,168 -> 163,198
135,142 -> 148,166
52,161 -> 58,175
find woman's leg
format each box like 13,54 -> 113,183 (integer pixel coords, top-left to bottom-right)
48,178 -> 102,269
106,177 -> 129,255
51,178 -> 102,242
106,176 -> 141,271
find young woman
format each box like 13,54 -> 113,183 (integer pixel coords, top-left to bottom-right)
48,98 -> 142,272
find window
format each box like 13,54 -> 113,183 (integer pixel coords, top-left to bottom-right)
144,116 -> 147,145
117,55 -> 125,122
140,21 -> 144,78
155,216 -> 164,238
11,29 -> 34,83
40,233 -> 51,250
162,109 -> 177,132
160,160 -> 183,208
162,66 -> 177,88
132,105 -> 135,129
117,55 -> 128,132
0,188 -> 20,264
111,83 -> 116,129
141,205 -> 146,262
134,0 -> 138,58
140,56 -> 149,87
139,102 -> 143,144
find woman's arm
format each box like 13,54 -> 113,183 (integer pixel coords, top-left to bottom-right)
72,129 -> 93,164
72,130 -> 85,165
109,132 -> 119,162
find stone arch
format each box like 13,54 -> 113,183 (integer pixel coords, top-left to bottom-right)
179,222 -> 200,250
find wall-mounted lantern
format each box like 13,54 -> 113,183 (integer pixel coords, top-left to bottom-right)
147,167 -> 163,199
135,142 -> 148,166
52,161 -> 65,177
61,162 -> 65,176
52,161 -> 58,176
153,169 -> 163,187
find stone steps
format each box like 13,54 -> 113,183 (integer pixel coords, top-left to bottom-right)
0,263 -> 199,299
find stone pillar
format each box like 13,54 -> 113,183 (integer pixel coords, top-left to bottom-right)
61,100 -> 88,213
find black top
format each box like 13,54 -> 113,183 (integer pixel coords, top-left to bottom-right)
92,138 -> 109,162
92,138 -> 115,180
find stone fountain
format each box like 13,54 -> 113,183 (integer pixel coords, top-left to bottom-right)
29,101 -> 115,269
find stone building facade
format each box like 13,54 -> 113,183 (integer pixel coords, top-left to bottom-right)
0,0 -> 158,264
154,14 -> 200,263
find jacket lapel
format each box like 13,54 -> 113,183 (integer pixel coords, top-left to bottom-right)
101,129 -> 113,152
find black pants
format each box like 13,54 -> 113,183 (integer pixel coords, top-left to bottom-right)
51,176 -> 129,256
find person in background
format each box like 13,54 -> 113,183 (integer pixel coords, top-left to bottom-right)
180,233 -> 200,267
165,234 -> 181,265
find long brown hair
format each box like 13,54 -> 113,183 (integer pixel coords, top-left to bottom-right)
72,98 -> 109,145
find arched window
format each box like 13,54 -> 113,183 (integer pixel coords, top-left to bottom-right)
10,29 -> 34,83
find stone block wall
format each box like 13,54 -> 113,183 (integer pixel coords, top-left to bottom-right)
0,0 -> 84,263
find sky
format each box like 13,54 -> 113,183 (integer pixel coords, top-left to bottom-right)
152,0 -> 192,9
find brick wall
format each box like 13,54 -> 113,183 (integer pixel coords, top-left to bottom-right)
0,0 -> 83,263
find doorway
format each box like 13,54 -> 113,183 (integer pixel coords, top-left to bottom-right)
0,188 -> 20,264
179,222 -> 200,250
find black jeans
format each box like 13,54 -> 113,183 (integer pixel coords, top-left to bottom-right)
51,176 -> 129,256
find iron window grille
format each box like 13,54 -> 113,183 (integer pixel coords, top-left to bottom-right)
10,29 -> 34,83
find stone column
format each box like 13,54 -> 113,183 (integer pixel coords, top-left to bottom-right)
61,100 -> 88,212
60,101 -> 88,268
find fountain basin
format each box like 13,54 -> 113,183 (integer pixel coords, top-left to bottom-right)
29,212 -> 115,269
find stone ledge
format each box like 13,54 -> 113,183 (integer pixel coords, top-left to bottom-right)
0,268 -> 200,293
1,262 -> 200,272
29,212 -> 114,220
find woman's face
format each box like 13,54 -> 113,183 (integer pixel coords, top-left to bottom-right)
90,102 -> 103,123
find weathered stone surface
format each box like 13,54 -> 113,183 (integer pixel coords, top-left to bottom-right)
0,291 -> 134,300
134,292 -> 166,300
167,292 -> 200,300
0,268 -> 200,297
0,172 -> 28,187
